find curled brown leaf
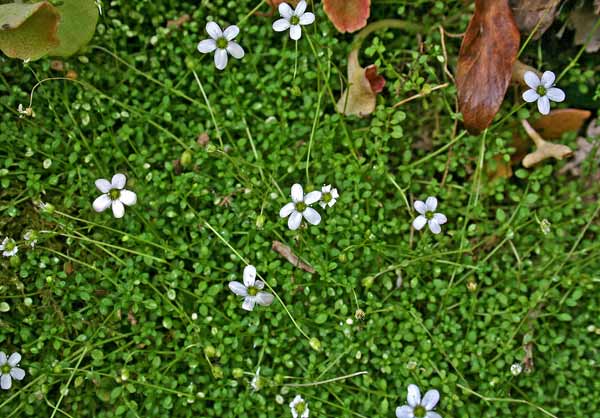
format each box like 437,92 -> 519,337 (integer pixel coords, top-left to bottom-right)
337,50 -> 385,116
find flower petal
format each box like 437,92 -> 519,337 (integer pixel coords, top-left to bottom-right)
428,219 -> 442,234
295,0 -> 307,15
214,49 -> 228,70
254,280 -> 265,290
273,18 -> 291,32
426,412 -> 442,418
226,42 -> 245,59
255,292 -> 274,306
206,21 -> 223,39
422,389 -> 440,410
229,281 -> 248,296
331,188 -> 339,199
546,87 -> 565,102
279,2 -> 293,19
322,185 -> 331,193
396,405 -> 414,418
223,25 -> 239,41
433,213 -> 447,225
111,173 -> 127,189
280,203 -> 296,218
304,191 -> 322,205
537,95 -> 550,115
290,24 -> 302,40
111,200 -> 125,218
95,178 -> 111,193
7,353 -> 20,367
407,384 -> 421,407
119,190 -> 137,206
10,367 -> 25,381
93,194 -> 112,213
242,297 -> 256,311
197,38 -> 217,53
288,211 -> 303,230
299,12 -> 315,25
303,207 -> 321,225
425,196 -> 438,212
243,265 -> 256,287
522,89 -> 539,103
1,374 -> 11,390
412,215 -> 427,230
541,70 -> 555,88
0,352 -> 7,366
413,200 -> 426,215
524,71 -> 540,89
291,184 -> 304,203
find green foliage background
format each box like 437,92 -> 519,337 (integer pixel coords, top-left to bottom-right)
1,0 -> 599,416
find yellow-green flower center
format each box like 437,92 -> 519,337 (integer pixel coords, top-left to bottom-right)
216,37 -> 228,49
536,85 -> 547,96
5,241 -> 15,251
290,15 -> 300,25
295,202 -> 307,212
1,364 -> 11,374
322,193 -> 332,203
414,405 -> 426,418
425,210 -> 434,220
109,189 -> 121,200
247,286 -> 258,296
294,401 -> 306,414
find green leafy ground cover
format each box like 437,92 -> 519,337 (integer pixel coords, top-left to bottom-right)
1,0 -> 599,417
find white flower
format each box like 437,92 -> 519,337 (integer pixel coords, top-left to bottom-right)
273,1 -> 315,40
279,184 -> 322,230
522,70 -> 565,115
23,231 -> 37,248
0,352 -> 26,390
319,184 -> 339,208
228,265 -> 274,311
197,22 -> 244,70
92,173 -> 137,219
289,395 -> 309,418
0,238 -> 18,257
412,196 -> 447,234
511,363 -> 523,376
396,384 -> 441,418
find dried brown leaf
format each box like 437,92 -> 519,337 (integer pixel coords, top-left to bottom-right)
337,50 -> 385,116
569,3 -> 600,53
521,119 -> 573,168
456,0 -> 520,134
323,0 -> 371,33
509,0 -> 561,39
531,109 -> 591,139
167,14 -> 190,28
559,118 -> 600,177
272,240 -> 315,274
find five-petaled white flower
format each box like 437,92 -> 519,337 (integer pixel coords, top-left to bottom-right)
396,384 -> 442,418
272,1 -> 315,40
93,173 -> 137,219
197,22 -> 244,70
522,70 -> 565,115
228,265 -> 274,311
0,237 -> 18,257
280,184 -> 322,230
0,352 -> 26,390
289,395 -> 309,418
412,196 -> 447,234
319,184 -> 339,208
